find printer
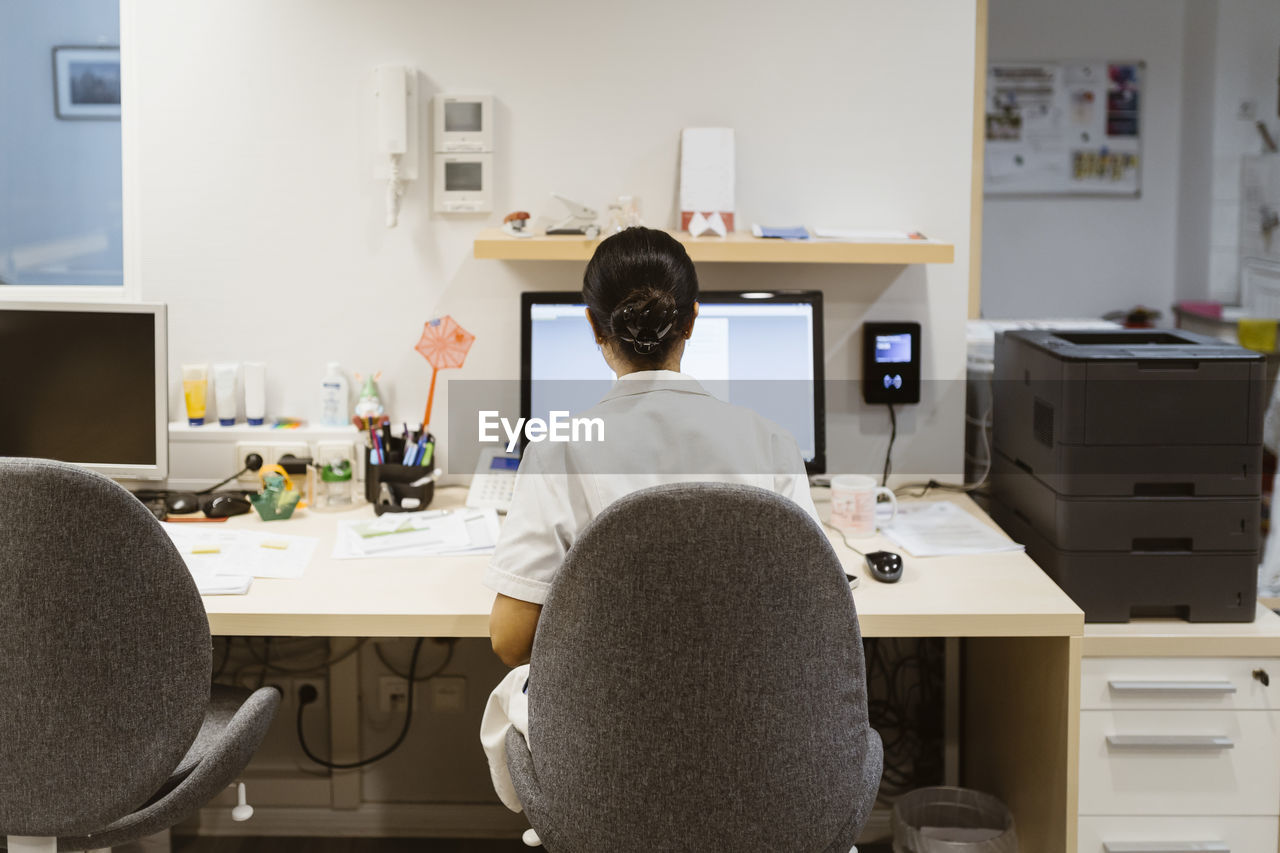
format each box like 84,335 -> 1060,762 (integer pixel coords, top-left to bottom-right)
988,328 -> 1264,622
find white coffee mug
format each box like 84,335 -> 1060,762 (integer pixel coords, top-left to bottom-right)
830,474 -> 898,537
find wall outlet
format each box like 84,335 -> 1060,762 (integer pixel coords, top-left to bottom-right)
379,676 -> 410,713
233,441 -> 310,483
430,676 -> 466,713
293,677 -> 325,711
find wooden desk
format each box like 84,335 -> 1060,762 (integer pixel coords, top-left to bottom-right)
207,489 -> 1083,851
210,490 -> 1081,641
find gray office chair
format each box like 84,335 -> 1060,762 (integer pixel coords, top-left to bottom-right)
0,458 -> 280,853
506,482 -> 883,852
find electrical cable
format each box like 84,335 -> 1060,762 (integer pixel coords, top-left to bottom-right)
881,403 -> 897,487
893,405 -> 993,499
256,638 -> 270,689
242,637 -> 368,675
374,638 -> 456,682
822,519 -> 864,557
198,453 -> 264,495
296,638 -> 425,770
863,636 -> 945,800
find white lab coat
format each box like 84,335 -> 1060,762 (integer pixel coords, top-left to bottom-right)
483,370 -> 820,604
480,369 -> 819,812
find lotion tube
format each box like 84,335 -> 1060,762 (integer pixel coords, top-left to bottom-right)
214,362 -> 239,426
243,362 -> 266,426
182,364 -> 209,426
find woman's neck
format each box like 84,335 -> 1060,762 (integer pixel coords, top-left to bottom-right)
615,359 -> 682,378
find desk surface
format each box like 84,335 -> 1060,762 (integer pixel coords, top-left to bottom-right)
205,488 -> 1083,639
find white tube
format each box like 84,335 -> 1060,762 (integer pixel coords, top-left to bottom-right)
244,362 -> 266,426
214,362 -> 238,426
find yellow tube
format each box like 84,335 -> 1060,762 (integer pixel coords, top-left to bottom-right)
183,364 -> 209,426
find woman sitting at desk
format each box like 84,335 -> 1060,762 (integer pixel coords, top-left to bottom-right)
479,226 -> 819,811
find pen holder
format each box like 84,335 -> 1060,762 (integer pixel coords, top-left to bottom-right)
366,463 -> 435,516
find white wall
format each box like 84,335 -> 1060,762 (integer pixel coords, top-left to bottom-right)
127,0 -> 978,484
1203,0 -> 1280,301
1175,0 -> 1217,303
0,0 -> 122,285
982,0 -> 1187,319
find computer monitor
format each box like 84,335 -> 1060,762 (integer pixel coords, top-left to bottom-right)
0,301 -> 168,481
521,291 -> 825,473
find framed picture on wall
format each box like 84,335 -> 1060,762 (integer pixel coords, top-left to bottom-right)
52,46 -> 121,120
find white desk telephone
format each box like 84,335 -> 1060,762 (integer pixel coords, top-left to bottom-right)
465,447 -> 520,512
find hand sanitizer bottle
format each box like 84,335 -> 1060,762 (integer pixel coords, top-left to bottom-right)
319,362 -> 349,427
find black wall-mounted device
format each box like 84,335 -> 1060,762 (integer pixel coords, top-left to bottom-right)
862,322 -> 921,404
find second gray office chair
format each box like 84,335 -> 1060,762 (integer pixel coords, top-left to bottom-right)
0,458 -> 279,853
506,482 -> 883,852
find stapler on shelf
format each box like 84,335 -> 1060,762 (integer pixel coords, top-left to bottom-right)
546,193 -> 600,238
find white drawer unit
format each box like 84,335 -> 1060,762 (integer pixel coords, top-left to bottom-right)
1078,815 -> 1278,853
1079,708 -> 1280,816
1079,609 -> 1280,849
1081,657 -> 1280,711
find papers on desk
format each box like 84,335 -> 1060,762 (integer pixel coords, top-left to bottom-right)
812,227 -> 928,242
880,501 -> 1024,558
332,507 -> 501,559
161,524 -> 319,595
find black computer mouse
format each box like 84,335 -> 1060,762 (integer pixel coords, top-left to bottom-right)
204,494 -> 252,519
865,550 -> 904,583
165,492 -> 200,514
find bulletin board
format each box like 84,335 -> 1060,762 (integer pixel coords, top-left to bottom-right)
984,60 -> 1143,197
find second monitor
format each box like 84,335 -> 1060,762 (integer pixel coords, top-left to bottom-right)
521,291 -> 825,473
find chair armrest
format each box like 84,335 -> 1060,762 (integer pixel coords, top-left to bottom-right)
57,687 -> 281,851
506,726 -> 542,816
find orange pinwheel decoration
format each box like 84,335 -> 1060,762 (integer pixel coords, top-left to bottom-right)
415,315 -> 475,430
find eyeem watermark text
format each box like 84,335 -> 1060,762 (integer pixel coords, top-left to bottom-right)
478,411 -> 605,452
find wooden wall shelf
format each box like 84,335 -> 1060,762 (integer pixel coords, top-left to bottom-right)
473,228 -> 954,265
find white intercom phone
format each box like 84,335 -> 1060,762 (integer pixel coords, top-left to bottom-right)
466,447 -> 520,512
373,65 -> 419,227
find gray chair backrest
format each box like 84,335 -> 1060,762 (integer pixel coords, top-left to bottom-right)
525,482 -> 882,852
0,458 -> 211,837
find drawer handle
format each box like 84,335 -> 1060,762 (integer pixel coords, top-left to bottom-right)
1108,679 -> 1237,695
1103,844 -> 1228,853
1107,735 -> 1234,750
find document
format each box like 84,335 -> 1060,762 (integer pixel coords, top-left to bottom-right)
332,507 -> 502,559
880,501 -> 1024,558
161,524 -> 319,594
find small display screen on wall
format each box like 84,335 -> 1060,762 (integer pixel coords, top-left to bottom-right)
875,333 -> 912,363
444,102 -> 483,132
445,161 -> 483,192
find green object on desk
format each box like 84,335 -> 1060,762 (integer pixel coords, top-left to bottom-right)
250,472 -> 301,521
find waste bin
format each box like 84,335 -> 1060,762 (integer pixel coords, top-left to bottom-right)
891,787 -> 1017,853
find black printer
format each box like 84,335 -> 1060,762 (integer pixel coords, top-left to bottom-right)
988,328 -> 1264,623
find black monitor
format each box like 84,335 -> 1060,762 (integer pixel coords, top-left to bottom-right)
521,290 -> 825,473
0,302 -> 168,481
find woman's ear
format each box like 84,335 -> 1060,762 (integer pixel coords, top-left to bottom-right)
585,306 -> 604,344
685,302 -> 700,339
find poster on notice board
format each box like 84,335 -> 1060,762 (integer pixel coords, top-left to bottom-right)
984,60 -> 1142,196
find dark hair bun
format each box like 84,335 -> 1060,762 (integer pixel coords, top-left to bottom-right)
610,291 -> 679,355
582,227 -> 698,364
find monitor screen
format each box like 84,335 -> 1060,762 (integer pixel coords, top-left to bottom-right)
0,302 -> 168,481
521,291 -> 825,473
